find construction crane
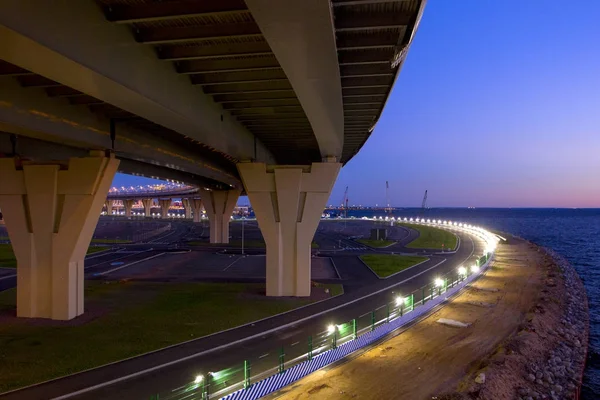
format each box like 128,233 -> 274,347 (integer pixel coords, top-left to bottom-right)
420,189 -> 428,216
341,186 -> 349,218
385,181 -> 392,213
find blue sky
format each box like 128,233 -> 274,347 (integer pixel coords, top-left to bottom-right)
113,0 -> 600,208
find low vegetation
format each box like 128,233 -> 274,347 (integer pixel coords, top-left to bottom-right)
399,223 -> 458,250
91,238 -> 132,244
360,254 -> 429,278
0,245 -> 110,268
0,281 -> 333,392
356,239 -> 395,248
188,240 -> 319,248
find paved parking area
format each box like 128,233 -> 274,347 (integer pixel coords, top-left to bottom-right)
104,250 -> 339,282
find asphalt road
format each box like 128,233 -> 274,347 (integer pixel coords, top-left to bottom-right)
0,227 -> 484,400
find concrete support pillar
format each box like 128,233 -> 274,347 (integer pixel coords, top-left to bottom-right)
104,200 -> 113,214
182,198 -> 192,219
202,190 -> 240,243
191,198 -> 204,223
124,199 -> 134,218
159,198 -> 172,218
142,198 -> 153,217
0,152 -> 119,320
238,162 -> 340,297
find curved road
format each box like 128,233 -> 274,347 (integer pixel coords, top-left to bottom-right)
0,224 -> 486,400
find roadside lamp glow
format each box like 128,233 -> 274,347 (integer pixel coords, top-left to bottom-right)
395,296 -> 403,306
409,218 -> 414,221
437,220 -> 442,224
471,265 -> 479,273
327,324 -> 336,335
458,266 -> 467,275
434,278 -> 444,287
427,219 -> 431,223
194,375 -> 204,384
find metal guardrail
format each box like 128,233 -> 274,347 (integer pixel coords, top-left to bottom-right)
149,219 -> 499,400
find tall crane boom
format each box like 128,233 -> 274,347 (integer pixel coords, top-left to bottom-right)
385,181 -> 391,213
420,189 -> 428,216
342,186 -> 349,218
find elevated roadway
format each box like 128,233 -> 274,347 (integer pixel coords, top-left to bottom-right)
0,0 -> 427,320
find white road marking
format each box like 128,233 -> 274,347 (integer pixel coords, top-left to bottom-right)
98,253 -> 165,275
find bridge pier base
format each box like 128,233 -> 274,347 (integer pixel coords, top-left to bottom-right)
191,198 -> 204,223
0,152 -> 118,320
182,198 -> 192,219
203,190 -> 240,243
142,198 -> 153,217
124,199 -> 134,218
104,199 -> 114,215
238,162 -> 340,297
159,199 -> 172,219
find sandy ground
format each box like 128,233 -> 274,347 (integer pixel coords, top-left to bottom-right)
270,237 -> 550,400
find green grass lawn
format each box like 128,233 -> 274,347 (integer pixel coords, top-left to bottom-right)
0,281 -> 331,393
360,254 -> 429,278
0,245 -> 110,268
323,283 -> 344,297
356,239 -> 396,248
0,244 -> 16,268
399,223 -> 458,250
91,238 -> 132,244
188,240 -> 320,248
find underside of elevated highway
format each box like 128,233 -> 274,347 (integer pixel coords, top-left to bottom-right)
0,0 -> 425,320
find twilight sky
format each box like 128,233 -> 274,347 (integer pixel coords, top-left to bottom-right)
112,0 -> 600,208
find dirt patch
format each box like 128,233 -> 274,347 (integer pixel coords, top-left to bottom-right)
272,237 -> 587,400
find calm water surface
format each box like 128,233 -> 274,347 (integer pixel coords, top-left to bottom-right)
340,208 -> 600,398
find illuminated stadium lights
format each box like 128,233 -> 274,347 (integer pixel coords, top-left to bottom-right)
458,266 -> 467,275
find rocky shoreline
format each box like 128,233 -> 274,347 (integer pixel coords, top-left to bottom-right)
464,241 -> 589,400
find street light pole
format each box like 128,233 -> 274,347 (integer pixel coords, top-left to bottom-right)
241,218 -> 245,255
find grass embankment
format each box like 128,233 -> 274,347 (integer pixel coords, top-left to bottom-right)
0,281 -> 333,392
399,223 -> 458,250
188,240 -> 320,249
360,254 -> 429,278
0,245 -> 110,268
356,239 -> 395,248
91,238 -> 132,244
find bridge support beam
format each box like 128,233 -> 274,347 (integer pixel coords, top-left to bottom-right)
159,199 -> 172,219
142,198 -> 153,217
238,162 -> 340,296
182,198 -> 192,219
104,200 -> 113,215
191,198 -> 204,223
0,152 -> 118,320
203,190 -> 240,243
124,199 -> 134,218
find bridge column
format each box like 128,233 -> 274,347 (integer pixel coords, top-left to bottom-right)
104,200 -> 113,215
159,199 -> 172,219
238,162 -> 340,296
191,198 -> 204,223
202,190 -> 240,243
0,152 -> 118,320
142,198 -> 153,217
182,198 -> 192,219
124,199 -> 134,218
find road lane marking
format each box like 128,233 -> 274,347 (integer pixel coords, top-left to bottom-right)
98,253 -> 165,275
47,230 -> 481,400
